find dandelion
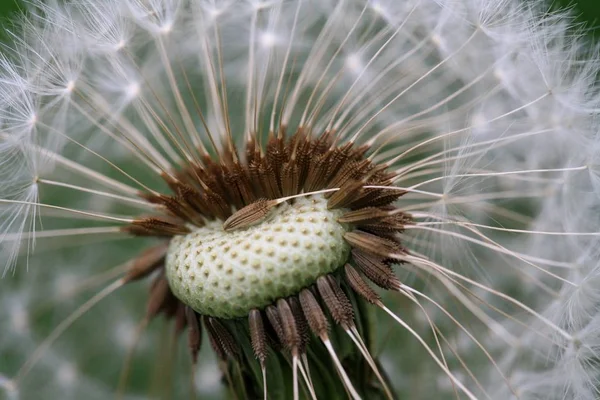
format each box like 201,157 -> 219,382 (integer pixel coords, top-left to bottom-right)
1,0 -> 599,399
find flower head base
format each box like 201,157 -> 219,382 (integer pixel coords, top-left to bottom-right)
166,195 -> 352,318
1,0 -> 600,399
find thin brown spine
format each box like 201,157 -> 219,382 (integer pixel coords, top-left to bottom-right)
344,264 -> 381,305
351,249 -> 401,290
299,289 -> 329,339
316,276 -> 353,330
185,307 -> 202,363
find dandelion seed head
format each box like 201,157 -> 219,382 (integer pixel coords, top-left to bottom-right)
0,0 -> 599,398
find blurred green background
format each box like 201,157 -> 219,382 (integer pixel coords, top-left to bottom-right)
0,0 -> 599,32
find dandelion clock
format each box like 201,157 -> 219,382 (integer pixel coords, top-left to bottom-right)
1,0 -> 600,399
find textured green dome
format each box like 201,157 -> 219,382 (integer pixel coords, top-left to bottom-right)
166,195 -> 350,318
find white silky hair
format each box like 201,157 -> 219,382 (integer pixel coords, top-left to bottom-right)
0,0 -> 599,399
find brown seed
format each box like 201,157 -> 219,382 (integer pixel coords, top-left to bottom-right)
288,297 -> 310,354
185,307 -> 202,363
203,316 -> 226,360
351,249 -> 401,290
327,179 -> 365,210
348,184 -> 405,209
174,303 -> 187,336
344,230 -> 402,258
249,309 -> 268,365
203,189 -> 232,220
146,275 -> 172,319
325,275 -> 355,328
223,199 -> 278,231
338,207 -> 391,224
261,161 -> 283,198
277,298 -> 301,355
177,184 -> 210,216
123,242 -> 169,283
344,264 -> 381,305
124,217 -> 191,237
303,154 -> 331,192
265,305 -> 285,347
204,317 -> 240,361
157,194 -> 204,227
299,289 -> 329,339
316,276 -> 354,330
266,136 -> 287,175
357,214 -> 412,235
328,159 -> 372,191
281,161 -> 300,196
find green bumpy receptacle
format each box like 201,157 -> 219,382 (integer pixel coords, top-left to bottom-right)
165,195 -> 350,318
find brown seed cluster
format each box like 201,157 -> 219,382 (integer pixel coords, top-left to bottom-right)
118,130 -> 412,376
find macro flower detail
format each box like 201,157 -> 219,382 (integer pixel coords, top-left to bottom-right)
1,0 -> 600,399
